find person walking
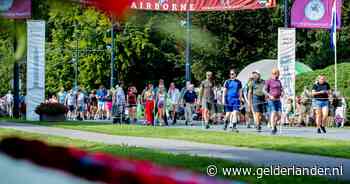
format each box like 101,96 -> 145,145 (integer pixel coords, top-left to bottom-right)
65,89 -> 77,120
199,71 -> 215,129
96,85 -> 107,120
248,70 -> 265,132
76,89 -> 86,120
127,86 -> 138,124
144,83 -> 155,125
222,69 -> 243,132
312,75 -> 331,133
183,84 -> 197,126
168,82 -> 180,125
263,68 -> 283,135
57,87 -> 67,105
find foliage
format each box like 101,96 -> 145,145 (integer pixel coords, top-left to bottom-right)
0,0 -> 349,95
35,103 -> 68,115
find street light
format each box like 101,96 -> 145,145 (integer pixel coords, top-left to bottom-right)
185,10 -> 192,82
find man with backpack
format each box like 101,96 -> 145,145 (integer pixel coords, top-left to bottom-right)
248,70 -> 265,132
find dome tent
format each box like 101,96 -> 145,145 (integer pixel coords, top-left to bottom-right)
237,59 -> 313,83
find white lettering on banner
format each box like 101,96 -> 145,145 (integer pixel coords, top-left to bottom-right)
278,28 -> 296,115
27,20 -> 46,121
172,4 -> 177,11
180,4 -> 187,11
163,3 -> 169,10
146,2 -> 151,9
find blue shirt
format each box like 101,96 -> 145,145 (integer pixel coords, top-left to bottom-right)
224,79 -> 242,99
96,89 -> 107,102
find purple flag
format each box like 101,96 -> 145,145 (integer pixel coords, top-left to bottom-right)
1,0 -> 31,19
291,0 -> 342,29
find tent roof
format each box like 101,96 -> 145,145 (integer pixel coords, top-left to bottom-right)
237,59 -> 313,83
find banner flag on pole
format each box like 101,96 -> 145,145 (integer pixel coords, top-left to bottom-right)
330,0 -> 337,49
291,0 -> 342,29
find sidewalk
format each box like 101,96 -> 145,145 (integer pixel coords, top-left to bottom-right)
0,122 -> 349,180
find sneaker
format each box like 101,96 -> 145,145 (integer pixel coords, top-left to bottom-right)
257,126 -> 262,132
317,128 -> 322,134
321,126 -> 327,133
271,127 -> 277,135
185,121 -> 188,126
223,121 -> 228,130
231,127 -> 239,133
205,124 -> 210,129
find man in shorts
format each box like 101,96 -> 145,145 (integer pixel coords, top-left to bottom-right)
96,85 -> 107,120
312,75 -> 331,133
199,71 -> 215,129
264,68 -> 283,135
248,70 -> 265,132
222,69 -> 242,132
65,89 -> 77,120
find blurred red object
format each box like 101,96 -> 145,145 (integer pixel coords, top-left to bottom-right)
80,0 -> 131,18
0,137 -> 244,184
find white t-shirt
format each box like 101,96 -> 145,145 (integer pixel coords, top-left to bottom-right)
5,94 -> 13,104
168,88 -> 180,104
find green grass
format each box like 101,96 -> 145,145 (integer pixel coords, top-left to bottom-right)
0,127 -> 346,184
6,120 -> 350,159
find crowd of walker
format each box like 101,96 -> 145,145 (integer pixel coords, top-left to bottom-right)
0,68 -> 347,134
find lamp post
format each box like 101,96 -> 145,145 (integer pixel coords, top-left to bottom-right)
110,19 -> 116,88
185,9 -> 192,82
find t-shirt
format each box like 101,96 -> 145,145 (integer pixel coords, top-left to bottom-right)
183,90 -> 197,103
96,89 -> 107,102
312,82 -> 330,101
77,93 -> 85,106
57,92 -> 66,104
168,88 -> 180,104
265,79 -> 283,99
200,80 -> 215,102
224,79 -> 242,99
128,91 -> 137,105
66,93 -> 76,106
249,79 -> 265,97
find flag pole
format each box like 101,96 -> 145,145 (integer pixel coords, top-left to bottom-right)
334,0 -> 338,93
334,33 -> 337,93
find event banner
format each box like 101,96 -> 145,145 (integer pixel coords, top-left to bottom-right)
128,0 -> 276,11
0,0 -> 31,19
278,28 -> 296,114
26,20 -> 45,121
291,0 -> 342,29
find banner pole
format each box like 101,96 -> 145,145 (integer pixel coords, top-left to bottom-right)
284,0 -> 288,27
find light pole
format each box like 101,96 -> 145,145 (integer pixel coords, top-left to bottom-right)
110,19 -> 116,88
185,9 -> 192,82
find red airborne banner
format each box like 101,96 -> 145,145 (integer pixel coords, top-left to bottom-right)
130,0 -> 276,11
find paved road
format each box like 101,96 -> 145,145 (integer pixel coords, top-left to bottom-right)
0,122 -> 349,180
88,119 -> 350,141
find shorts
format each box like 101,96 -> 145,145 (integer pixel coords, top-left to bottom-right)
158,101 -> 164,108
98,101 -> 105,110
252,95 -> 265,113
106,102 -> 113,111
202,100 -> 214,112
68,105 -> 75,112
77,105 -> 84,112
313,100 -> 329,109
225,98 -> 240,112
268,100 -> 282,113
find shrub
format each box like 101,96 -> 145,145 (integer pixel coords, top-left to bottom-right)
35,103 -> 68,116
